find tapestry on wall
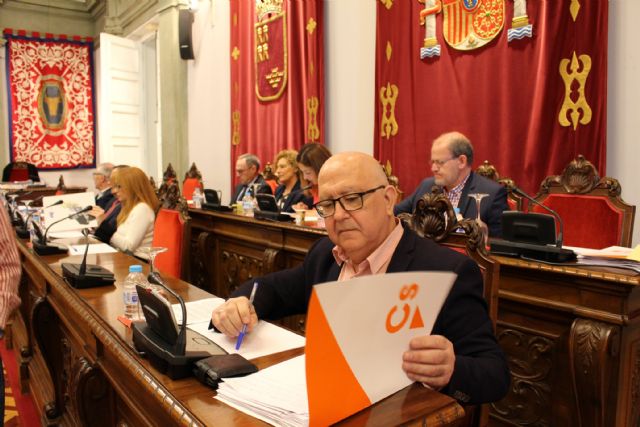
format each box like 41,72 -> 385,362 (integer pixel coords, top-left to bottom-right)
229,0 -> 324,191
374,0 -> 608,195
4,30 -> 96,170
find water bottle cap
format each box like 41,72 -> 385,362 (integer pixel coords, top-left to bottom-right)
129,265 -> 143,273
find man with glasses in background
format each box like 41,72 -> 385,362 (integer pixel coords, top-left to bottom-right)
394,131 -> 508,237
212,151 -> 509,405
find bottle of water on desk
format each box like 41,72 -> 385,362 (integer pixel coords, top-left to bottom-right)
242,193 -> 254,217
193,187 -> 203,209
123,265 -> 147,319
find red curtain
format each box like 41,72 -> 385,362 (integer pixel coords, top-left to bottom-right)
229,0 -> 324,190
374,0 -> 608,196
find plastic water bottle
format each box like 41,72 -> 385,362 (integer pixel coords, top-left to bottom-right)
242,193 -> 254,217
123,265 -> 147,319
193,187 -> 203,209
29,213 -> 40,244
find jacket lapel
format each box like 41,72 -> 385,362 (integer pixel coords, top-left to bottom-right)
387,227 -> 417,273
458,172 -> 476,217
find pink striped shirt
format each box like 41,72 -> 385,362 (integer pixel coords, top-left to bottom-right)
0,206 -> 21,328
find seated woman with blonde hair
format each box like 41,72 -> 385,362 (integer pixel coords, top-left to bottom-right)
273,149 -> 313,213
109,166 -> 159,259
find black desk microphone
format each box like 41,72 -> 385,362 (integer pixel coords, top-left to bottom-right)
33,205 -> 92,255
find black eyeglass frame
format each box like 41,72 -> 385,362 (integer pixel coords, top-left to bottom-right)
314,185 -> 386,218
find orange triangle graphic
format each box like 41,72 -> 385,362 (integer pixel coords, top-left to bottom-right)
306,291 -> 371,426
409,307 -> 425,329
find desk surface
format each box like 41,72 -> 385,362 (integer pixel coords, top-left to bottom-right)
14,237 -> 464,426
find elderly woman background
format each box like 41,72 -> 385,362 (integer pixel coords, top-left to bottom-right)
109,166 -> 159,259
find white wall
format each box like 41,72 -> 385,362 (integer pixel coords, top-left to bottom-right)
607,0 -> 640,246
187,0 -> 232,202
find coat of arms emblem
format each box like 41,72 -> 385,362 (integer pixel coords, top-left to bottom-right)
255,0 -> 287,101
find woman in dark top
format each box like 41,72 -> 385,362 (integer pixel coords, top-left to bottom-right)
273,150 -> 312,212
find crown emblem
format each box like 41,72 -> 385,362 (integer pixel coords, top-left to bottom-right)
255,0 -> 284,21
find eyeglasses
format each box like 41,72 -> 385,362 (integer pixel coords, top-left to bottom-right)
314,185 -> 386,218
430,156 -> 458,167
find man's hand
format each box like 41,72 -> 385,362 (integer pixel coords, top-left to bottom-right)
211,297 -> 258,338
89,206 -> 105,223
402,335 -> 455,390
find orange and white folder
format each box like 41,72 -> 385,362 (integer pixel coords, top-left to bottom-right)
305,271 -> 456,426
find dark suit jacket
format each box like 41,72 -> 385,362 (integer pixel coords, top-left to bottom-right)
231,174 -> 272,203
394,172 -> 508,237
95,188 -> 115,211
231,226 -> 510,405
93,201 -> 121,243
274,180 -> 313,213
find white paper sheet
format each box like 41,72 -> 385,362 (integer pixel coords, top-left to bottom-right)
171,297 -> 225,325
68,243 -> 118,255
188,320 -> 305,360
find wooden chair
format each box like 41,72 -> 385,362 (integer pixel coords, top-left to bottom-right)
476,160 -> 523,211
157,163 -> 178,200
262,162 -> 278,194
398,187 -> 499,427
382,160 -> 404,203
152,181 -> 191,280
55,175 -> 67,195
182,162 -> 204,201
532,155 -> 636,248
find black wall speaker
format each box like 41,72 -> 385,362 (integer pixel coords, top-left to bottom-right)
178,9 -> 195,60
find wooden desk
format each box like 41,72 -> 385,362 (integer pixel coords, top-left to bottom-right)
12,237 -> 464,426
187,209 -> 640,427
492,256 -> 640,427
7,186 -> 87,205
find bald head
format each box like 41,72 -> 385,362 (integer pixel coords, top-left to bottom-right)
317,152 -> 397,265
318,152 -> 389,191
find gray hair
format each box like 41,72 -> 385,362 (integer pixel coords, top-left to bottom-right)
239,153 -> 261,171
96,163 -> 114,179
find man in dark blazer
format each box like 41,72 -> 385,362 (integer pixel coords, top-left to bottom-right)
394,132 -> 508,237
230,153 -> 273,203
212,152 -> 510,405
93,163 -> 116,211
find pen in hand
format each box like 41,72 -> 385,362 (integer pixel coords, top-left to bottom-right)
235,281 -> 259,350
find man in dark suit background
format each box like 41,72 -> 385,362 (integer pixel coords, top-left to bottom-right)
93,163 -> 115,211
212,152 -> 509,405
91,165 -> 126,243
394,132 -> 508,237
230,153 -> 273,203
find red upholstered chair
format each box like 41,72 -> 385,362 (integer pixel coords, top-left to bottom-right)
476,160 -> 522,211
2,161 -> 40,182
532,155 -> 635,249
398,187 -> 499,427
182,162 -> 204,201
152,184 -> 190,280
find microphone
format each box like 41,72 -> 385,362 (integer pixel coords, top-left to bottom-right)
15,199 -> 63,239
147,271 -> 187,356
61,228 -> 115,288
511,186 -> 564,248
33,205 -> 92,255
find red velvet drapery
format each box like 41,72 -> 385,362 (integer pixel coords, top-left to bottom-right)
374,0 -> 608,196
229,0 -> 324,191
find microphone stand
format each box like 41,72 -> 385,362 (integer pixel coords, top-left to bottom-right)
16,199 -> 63,239
34,206 -> 92,255
512,187 -> 565,247
147,271 -> 187,356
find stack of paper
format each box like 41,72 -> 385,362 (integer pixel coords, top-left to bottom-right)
566,245 -> 640,272
216,355 -> 308,427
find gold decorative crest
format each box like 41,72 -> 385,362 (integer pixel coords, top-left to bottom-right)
256,0 -> 284,21
306,17 -> 317,35
232,110 -> 241,145
380,0 -> 393,10
307,96 -> 320,141
559,52 -> 592,130
379,82 -> 399,139
570,0 -> 580,22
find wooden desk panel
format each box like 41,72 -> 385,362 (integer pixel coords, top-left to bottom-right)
186,210 -> 640,427
12,236 -> 464,426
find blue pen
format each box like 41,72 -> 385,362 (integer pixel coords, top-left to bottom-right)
235,281 -> 259,350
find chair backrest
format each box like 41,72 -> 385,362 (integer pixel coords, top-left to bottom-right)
476,160 -> 522,211
152,187 -> 190,279
55,175 -> 67,195
532,155 -> 636,248
162,163 -> 177,184
382,160 -> 404,204
397,186 -> 499,327
3,161 -> 40,182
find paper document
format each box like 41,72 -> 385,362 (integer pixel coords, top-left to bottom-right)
50,230 -> 86,239
171,297 -> 225,325
216,355 -> 308,427
42,192 -> 96,232
68,243 -> 117,255
565,245 -> 633,259
305,271 -> 456,426
188,320 -> 305,360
